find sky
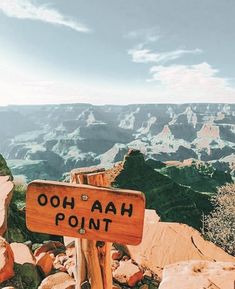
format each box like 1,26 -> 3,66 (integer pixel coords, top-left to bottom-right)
0,0 -> 235,105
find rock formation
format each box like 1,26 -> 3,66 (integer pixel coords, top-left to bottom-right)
159,260 -> 235,289
0,237 -> 14,283
0,176 -> 14,236
127,210 -> 235,278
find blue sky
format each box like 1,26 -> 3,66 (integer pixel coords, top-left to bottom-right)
0,0 -> 235,105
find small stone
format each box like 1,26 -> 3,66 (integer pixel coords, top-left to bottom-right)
143,270 -> 152,278
36,252 -> 54,276
34,241 -> 65,257
38,272 -> 75,289
113,260 -> 143,287
112,260 -> 120,271
111,249 -> 123,260
122,255 -> 130,262
112,284 -> 122,289
140,284 -> 149,289
10,242 -> 35,265
64,258 -> 75,277
24,240 -> 32,249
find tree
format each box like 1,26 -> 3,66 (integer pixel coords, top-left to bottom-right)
202,183 -> 235,256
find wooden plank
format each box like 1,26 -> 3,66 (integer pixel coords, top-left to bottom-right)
72,167 -> 105,289
97,242 -> 112,289
86,171 -> 112,289
82,238 -> 103,289
74,238 -> 86,289
26,180 -> 145,245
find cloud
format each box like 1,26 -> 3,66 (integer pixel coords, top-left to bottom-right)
0,0 -> 91,32
148,62 -> 235,102
126,27 -> 160,42
128,47 -> 202,64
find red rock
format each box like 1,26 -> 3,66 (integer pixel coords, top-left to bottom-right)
113,259 -> 143,287
38,272 -> 75,289
36,252 -> 54,276
111,249 -> 123,260
0,237 -> 14,283
159,260 -> 235,289
127,210 -> 235,277
10,242 -> 35,265
0,177 -> 14,236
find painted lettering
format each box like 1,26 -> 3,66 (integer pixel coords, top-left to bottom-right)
121,203 -> 133,217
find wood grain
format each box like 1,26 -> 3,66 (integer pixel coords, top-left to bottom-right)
26,180 -> 145,245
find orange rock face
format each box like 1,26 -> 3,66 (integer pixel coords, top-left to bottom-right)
0,237 -> 14,283
159,260 -> 235,289
10,242 -> 35,265
38,272 -> 75,289
0,176 -> 14,236
113,259 -> 143,287
127,210 -> 235,277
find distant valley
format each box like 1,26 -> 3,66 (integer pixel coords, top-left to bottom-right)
0,103 -> 234,182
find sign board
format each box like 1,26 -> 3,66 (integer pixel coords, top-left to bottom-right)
26,180 -> 145,245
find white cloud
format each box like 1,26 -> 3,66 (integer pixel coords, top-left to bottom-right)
0,0 -> 90,32
125,27 -> 160,43
128,47 -> 202,64
148,62 -> 235,102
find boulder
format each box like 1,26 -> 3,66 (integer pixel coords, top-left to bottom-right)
0,176 -> 14,236
53,253 -> 68,272
38,272 -> 75,289
159,260 -> 235,289
113,259 -> 143,287
10,242 -> 35,265
127,210 -> 235,277
0,237 -> 14,283
111,249 -> 123,260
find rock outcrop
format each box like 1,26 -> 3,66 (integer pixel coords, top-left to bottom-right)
0,237 -> 14,283
0,176 -> 14,236
127,210 -> 235,277
38,272 -> 76,289
159,260 -> 235,289
113,259 -> 143,287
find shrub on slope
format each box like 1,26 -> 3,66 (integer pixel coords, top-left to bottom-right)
203,183 -> 235,256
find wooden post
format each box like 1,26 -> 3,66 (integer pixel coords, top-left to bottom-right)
71,167 -> 108,289
86,172 -> 112,289
74,238 -> 86,289
70,174 -> 87,289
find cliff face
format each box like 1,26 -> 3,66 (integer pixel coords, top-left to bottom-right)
0,103 -> 234,182
0,154 -> 12,179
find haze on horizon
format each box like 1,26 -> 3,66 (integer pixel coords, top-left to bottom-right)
0,0 -> 235,106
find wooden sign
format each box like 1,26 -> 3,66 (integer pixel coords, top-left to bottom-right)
26,180 -> 145,245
